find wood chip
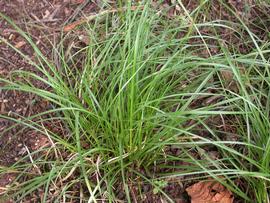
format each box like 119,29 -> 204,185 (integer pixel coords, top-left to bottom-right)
15,41 -> 26,49
43,10 -> 51,19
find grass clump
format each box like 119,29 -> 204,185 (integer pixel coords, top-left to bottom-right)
1,1 -> 270,202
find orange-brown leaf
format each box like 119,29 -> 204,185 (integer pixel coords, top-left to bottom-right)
186,180 -> 233,203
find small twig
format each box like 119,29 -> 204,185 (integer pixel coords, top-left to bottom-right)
63,6 -> 143,32
24,145 -> 42,175
41,122 -> 59,159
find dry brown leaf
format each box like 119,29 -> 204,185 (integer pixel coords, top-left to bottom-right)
186,180 -> 233,203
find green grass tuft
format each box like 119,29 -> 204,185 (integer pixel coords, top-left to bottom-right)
1,1 -> 270,202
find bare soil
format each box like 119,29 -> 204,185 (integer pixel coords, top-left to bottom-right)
0,0 -> 97,200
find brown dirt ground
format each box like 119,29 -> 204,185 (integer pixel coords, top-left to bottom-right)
0,0 -> 269,202
0,0 -> 98,201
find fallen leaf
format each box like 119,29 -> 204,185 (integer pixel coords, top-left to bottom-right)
186,180 -> 233,203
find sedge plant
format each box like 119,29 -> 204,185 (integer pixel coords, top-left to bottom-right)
0,1 -> 270,202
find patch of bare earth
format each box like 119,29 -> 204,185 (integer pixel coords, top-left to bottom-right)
0,0 -> 97,201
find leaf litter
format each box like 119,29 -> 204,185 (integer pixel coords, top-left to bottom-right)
186,180 -> 234,203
